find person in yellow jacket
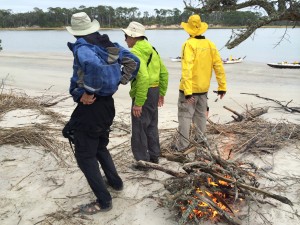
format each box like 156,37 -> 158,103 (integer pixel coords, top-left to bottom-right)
122,22 -> 169,169
174,14 -> 227,151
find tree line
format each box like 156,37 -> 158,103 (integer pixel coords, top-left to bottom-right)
0,5 -> 265,29
0,3 -> 296,51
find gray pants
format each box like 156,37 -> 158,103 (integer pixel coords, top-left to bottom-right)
131,87 -> 160,161
177,92 -> 207,150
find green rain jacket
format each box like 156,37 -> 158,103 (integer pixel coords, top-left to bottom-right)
130,39 -> 168,106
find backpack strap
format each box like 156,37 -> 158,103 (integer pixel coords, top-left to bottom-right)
147,47 -> 159,67
132,46 -> 159,84
147,53 -> 153,67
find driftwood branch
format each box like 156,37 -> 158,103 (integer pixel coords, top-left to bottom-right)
223,106 -> 244,121
209,171 -> 293,206
40,96 -> 72,107
137,160 -> 187,178
240,93 -> 300,113
223,105 -> 269,122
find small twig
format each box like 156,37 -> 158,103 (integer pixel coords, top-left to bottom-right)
10,171 -> 34,190
40,96 -> 72,107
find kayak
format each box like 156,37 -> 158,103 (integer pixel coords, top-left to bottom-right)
170,57 -> 181,62
171,56 -> 245,64
223,57 -> 243,64
267,62 -> 300,69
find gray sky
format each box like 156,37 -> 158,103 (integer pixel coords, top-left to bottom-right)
1,0 -> 186,14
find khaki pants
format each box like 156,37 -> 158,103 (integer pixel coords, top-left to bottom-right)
177,92 -> 207,150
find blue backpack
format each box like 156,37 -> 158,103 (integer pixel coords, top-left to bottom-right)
73,43 -> 122,96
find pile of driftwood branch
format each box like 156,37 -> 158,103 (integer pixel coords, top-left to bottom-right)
137,141 -> 294,225
136,105 -> 299,225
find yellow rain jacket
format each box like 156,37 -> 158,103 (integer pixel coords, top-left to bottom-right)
179,37 -> 226,96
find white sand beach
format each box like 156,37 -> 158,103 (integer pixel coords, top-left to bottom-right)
0,52 -> 300,225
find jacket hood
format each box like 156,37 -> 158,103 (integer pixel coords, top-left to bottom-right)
67,32 -> 114,51
133,40 -> 153,61
80,32 -> 114,48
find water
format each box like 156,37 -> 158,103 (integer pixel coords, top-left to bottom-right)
0,28 -> 299,63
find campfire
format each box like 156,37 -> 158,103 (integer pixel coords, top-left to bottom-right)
173,174 -> 246,224
178,177 -> 237,220
136,105 -> 298,225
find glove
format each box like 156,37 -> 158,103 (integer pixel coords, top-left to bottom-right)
217,91 -> 226,95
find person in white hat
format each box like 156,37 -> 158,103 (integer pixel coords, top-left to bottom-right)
65,12 -> 140,215
173,14 -> 227,151
122,21 -> 169,169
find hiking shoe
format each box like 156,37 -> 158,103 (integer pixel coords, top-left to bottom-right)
130,163 -> 151,171
108,183 -> 123,192
103,177 -> 123,192
79,201 -> 112,215
150,157 -> 159,164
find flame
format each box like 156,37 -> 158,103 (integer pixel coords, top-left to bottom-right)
219,180 -> 229,186
179,176 -> 238,222
198,201 -> 209,207
207,177 -> 231,187
207,177 -> 218,186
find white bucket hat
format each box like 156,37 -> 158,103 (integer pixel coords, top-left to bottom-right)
66,12 -> 100,36
122,21 -> 146,38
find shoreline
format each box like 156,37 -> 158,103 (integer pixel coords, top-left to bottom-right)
1,26 -> 299,31
0,51 -> 299,125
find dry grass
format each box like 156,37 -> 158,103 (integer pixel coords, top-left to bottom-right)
0,90 -> 71,166
0,91 -> 65,124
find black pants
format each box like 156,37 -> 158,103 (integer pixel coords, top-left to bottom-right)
71,96 -> 122,209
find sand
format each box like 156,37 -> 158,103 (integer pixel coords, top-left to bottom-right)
0,52 -> 300,225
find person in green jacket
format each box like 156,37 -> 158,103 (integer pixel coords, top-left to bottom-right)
122,21 -> 169,169
174,14 -> 227,151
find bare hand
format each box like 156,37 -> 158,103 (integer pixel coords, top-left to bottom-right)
186,96 -> 195,104
132,105 -> 142,117
80,93 -> 96,105
158,96 -> 164,107
218,93 -> 225,99
214,90 -> 226,100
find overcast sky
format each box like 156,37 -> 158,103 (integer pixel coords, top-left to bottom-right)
1,0 -> 186,14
